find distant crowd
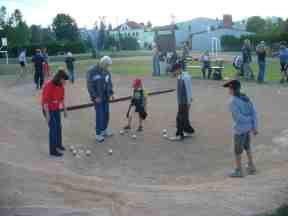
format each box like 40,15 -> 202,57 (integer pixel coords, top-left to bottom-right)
18,48 -> 76,89
151,40 -> 288,84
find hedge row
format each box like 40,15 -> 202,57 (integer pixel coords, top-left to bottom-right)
7,41 -> 88,57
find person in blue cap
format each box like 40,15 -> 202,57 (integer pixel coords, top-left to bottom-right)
223,79 -> 258,177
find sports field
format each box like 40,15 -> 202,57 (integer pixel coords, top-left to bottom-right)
1,52 -> 288,215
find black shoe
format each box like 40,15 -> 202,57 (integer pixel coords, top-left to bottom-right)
50,152 -> 63,157
137,126 -> 143,132
57,146 -> 66,151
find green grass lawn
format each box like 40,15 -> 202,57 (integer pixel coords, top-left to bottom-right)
259,205 -> 288,216
0,56 -> 284,82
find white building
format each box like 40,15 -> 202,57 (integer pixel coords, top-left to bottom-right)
109,21 -> 154,49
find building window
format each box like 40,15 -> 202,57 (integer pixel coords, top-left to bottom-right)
128,33 -> 130,37
136,32 -> 139,37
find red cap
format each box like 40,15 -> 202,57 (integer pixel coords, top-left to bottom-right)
133,79 -> 142,89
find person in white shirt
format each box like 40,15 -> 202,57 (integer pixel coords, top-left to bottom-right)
18,49 -> 27,75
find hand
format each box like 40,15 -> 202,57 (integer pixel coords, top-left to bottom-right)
63,110 -> 68,118
45,115 -> 50,125
94,97 -> 101,103
251,129 -> 258,136
110,95 -> 115,101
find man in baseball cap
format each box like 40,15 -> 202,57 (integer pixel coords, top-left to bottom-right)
87,56 -> 114,143
223,80 -> 258,177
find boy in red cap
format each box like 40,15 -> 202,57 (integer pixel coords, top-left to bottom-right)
124,79 -> 148,132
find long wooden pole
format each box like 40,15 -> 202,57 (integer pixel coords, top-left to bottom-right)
62,88 -> 175,112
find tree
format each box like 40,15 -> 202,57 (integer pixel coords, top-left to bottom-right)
147,21 -> 152,28
97,19 -> 106,51
108,23 -> 112,31
42,27 -> 56,43
246,16 -> 266,33
30,25 -> 42,44
0,6 -> 7,28
52,13 -> 79,42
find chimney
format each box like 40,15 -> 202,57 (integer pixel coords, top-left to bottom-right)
223,14 -> 233,28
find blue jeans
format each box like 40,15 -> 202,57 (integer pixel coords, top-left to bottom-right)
48,110 -> 62,155
202,62 -> 212,79
153,56 -> 160,76
94,100 -> 110,136
68,69 -> 75,83
257,61 -> 266,82
34,68 -> 44,89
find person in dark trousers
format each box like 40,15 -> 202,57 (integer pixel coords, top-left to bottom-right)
87,56 -> 114,143
42,48 -> 50,79
170,63 -> 195,141
65,52 -> 76,83
123,79 -> 148,132
223,80 -> 258,177
42,68 -> 69,157
278,42 -> 288,84
152,45 -> 161,76
32,49 -> 45,89
200,51 -> 212,79
256,41 -> 266,83
241,39 -> 254,80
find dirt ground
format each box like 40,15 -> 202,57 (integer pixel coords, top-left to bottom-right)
1,74 -> 288,216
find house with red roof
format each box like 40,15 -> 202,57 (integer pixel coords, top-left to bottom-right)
109,20 -> 155,49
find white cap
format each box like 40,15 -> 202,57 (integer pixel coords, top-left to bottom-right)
100,56 -> 112,66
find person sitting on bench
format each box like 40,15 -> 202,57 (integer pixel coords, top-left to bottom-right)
212,59 -> 223,80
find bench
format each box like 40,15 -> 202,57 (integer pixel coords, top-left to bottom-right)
187,65 -> 224,69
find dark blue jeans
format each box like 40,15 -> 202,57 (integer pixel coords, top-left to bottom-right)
68,69 -> 75,83
48,110 -> 62,155
257,61 -> 266,82
153,56 -> 160,76
94,100 -> 110,136
202,62 -> 212,79
34,68 -> 44,89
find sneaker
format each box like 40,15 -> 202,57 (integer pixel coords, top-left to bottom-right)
123,125 -> 131,130
183,132 -> 194,137
50,152 -> 63,157
169,135 -> 183,141
57,146 -> 66,151
96,135 -> 105,143
246,164 -> 257,175
229,168 -> 244,178
103,128 -> 113,137
137,126 -> 143,132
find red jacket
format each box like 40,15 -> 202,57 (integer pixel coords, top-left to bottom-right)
42,80 -> 64,111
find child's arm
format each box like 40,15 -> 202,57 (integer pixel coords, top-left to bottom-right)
144,91 -> 148,111
251,103 -> 258,134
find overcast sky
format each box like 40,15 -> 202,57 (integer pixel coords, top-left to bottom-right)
2,0 -> 287,28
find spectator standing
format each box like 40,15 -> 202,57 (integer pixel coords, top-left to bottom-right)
32,49 -> 45,89
152,45 -> 160,76
241,39 -> 254,80
256,41 -> 266,83
65,52 -> 76,83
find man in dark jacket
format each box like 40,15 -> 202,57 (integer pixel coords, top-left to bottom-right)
87,56 -> 114,143
32,49 -> 45,89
